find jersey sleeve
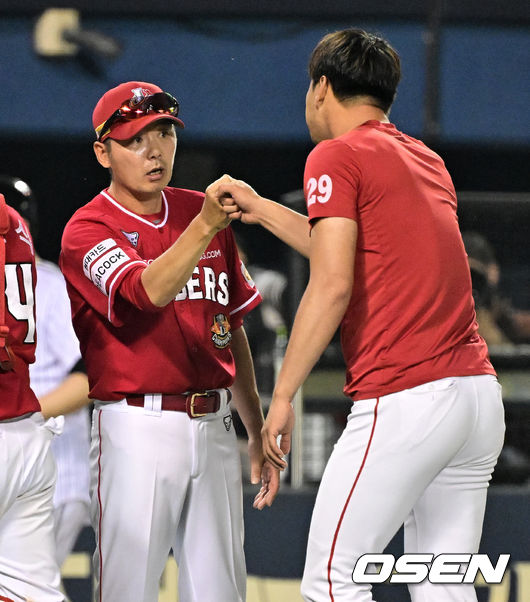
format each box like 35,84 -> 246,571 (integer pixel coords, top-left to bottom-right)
116,266 -> 163,313
303,139 -> 361,226
224,228 -> 262,330
60,215 -> 148,327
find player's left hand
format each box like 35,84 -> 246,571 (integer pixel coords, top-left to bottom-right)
210,173 -> 243,220
261,398 -> 295,471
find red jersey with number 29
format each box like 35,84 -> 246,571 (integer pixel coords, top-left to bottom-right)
1,205 -> 40,419
304,120 -> 494,400
60,187 -> 261,401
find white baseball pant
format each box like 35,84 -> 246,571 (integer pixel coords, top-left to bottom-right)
0,413 -> 64,602
90,391 -> 245,602
301,374 -> 505,602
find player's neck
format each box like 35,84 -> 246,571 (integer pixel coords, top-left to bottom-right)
107,182 -> 163,215
328,103 -> 389,139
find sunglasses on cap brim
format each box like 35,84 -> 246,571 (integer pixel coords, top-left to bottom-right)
96,92 -> 180,141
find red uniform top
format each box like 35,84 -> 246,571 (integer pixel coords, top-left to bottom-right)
1,206 -> 40,419
60,187 -> 261,401
304,120 -> 495,400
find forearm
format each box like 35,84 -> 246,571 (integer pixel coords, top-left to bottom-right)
38,372 -> 91,419
255,198 -> 310,258
230,326 -> 264,439
141,215 -> 216,306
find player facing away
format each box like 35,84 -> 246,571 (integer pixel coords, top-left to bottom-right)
0,194 -> 64,602
217,29 -> 505,602
59,81 -> 279,602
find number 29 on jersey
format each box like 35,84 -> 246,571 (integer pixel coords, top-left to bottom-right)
306,174 -> 333,207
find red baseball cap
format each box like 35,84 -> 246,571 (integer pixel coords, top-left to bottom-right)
92,81 -> 185,142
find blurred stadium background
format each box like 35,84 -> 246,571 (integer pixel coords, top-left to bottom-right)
1,2 -> 528,600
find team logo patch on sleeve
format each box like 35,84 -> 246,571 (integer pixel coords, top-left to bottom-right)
240,261 -> 255,287
210,313 -> 232,348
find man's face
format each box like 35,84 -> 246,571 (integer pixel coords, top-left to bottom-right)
106,120 -> 177,198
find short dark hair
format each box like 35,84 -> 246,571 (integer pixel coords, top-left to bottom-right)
308,28 -> 401,113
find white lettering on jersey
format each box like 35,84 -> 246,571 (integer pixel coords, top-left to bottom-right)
4,263 -> 35,343
200,249 -> 222,261
203,267 -> 216,301
174,267 -> 230,306
187,267 -> 203,300
175,286 -> 187,301
90,248 -> 131,294
306,174 -> 333,206
217,272 -> 229,305
83,238 -> 118,278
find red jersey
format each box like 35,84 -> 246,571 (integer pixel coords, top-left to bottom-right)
1,206 -> 40,419
304,120 -> 494,400
60,187 -> 261,401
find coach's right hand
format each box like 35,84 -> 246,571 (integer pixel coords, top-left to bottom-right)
201,174 -> 241,232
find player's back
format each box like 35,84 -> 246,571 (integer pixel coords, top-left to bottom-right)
321,122 -> 494,398
1,205 -> 40,419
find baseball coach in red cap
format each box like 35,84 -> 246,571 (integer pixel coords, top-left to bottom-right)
59,80 -> 280,602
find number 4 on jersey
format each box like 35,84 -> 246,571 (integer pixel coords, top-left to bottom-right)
306,174 -> 333,206
4,263 -> 35,343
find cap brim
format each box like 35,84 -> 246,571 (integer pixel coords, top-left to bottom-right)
103,113 -> 185,141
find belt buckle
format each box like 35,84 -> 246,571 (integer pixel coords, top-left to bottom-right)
189,392 -> 209,418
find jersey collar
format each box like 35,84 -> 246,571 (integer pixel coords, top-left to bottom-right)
101,189 -> 169,229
